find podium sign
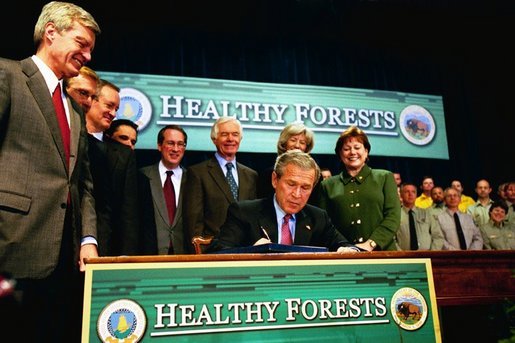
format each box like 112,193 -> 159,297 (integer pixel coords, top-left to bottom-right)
83,258 -> 441,342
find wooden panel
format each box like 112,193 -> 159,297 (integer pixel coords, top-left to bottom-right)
86,250 -> 515,306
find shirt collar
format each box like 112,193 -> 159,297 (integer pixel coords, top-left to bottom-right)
159,160 -> 182,178
31,55 -> 59,95
90,132 -> 103,141
215,152 -> 237,170
273,195 -> 296,222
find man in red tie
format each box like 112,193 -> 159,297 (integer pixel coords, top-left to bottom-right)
139,125 -> 189,254
207,150 -> 359,253
0,2 -> 100,341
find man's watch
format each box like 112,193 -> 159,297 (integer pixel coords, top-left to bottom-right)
368,239 -> 377,250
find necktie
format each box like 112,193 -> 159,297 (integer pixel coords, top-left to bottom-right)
408,209 -> 418,250
453,212 -> 467,250
225,162 -> 238,200
52,83 -> 70,167
280,214 -> 293,245
163,170 -> 176,225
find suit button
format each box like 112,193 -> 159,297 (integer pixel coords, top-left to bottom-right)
61,203 -> 66,209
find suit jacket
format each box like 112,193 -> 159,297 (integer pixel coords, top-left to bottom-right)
0,57 -> 96,278
184,156 -> 258,250
138,163 -> 187,254
88,136 -> 139,256
207,198 -> 354,252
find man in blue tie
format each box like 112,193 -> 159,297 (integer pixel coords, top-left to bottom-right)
184,117 -> 258,252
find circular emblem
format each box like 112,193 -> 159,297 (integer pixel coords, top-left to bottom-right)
399,105 -> 436,146
97,299 -> 147,343
390,287 -> 428,331
117,88 -> 152,131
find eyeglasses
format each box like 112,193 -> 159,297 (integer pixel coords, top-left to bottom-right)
163,141 -> 186,149
69,87 -> 95,100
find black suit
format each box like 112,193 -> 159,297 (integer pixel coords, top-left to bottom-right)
88,136 -> 139,256
208,198 -> 354,252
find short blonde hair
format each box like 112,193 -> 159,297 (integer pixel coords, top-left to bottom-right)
34,2 -> 100,47
64,66 -> 99,89
277,122 -> 315,155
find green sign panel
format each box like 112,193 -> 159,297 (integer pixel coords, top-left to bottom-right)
98,71 -> 448,159
83,258 -> 441,342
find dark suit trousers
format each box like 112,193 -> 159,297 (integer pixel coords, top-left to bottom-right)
15,208 -> 83,342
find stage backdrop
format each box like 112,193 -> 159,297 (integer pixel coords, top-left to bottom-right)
99,71 -> 448,159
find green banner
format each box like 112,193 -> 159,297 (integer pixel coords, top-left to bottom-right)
83,258 -> 441,342
98,71 -> 448,159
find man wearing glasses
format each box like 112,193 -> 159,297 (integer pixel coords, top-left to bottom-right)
139,125 -> 189,254
65,66 -> 99,113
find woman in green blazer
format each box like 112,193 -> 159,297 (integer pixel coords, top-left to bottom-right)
317,126 -> 401,251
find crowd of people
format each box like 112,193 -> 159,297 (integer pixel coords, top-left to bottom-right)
396,176 -> 515,251
1,2 -> 514,341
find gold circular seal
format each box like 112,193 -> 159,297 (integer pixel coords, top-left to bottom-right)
390,287 -> 428,331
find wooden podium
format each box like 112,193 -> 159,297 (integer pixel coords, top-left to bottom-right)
87,249 -> 515,306
84,250 -> 515,342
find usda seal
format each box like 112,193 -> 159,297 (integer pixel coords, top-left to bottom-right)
97,299 -> 147,342
399,105 -> 436,146
391,287 -> 428,331
116,88 -> 152,130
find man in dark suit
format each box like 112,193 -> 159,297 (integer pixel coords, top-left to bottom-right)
0,2 -> 100,341
139,125 -> 189,254
184,117 -> 258,252
82,78 -> 140,256
208,150 -> 359,253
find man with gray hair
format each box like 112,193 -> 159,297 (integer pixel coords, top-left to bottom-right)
184,117 -> 258,252
208,150 -> 359,253
0,2 -> 100,340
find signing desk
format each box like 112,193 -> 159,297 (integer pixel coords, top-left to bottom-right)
83,250 -> 515,342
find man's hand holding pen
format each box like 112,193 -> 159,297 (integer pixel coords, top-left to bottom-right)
254,226 -> 272,246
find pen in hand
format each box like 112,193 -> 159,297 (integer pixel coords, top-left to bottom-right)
260,226 -> 271,241
254,226 -> 272,246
